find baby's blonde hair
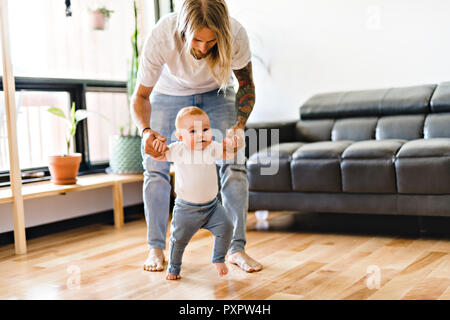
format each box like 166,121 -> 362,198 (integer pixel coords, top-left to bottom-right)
175,106 -> 208,129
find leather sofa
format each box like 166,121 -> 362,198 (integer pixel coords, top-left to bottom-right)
245,82 -> 450,217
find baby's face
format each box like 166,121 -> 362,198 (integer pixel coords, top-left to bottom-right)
176,114 -> 213,150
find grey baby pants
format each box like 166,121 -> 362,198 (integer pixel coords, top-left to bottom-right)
168,196 -> 233,275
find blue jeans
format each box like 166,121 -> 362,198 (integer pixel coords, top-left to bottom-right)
141,87 -> 249,255
168,196 -> 233,275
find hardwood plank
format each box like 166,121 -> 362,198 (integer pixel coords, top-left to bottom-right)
430,240 -> 450,253
438,286 -> 450,300
426,253 -> 450,279
320,237 -> 391,273
386,238 -> 415,247
339,268 -> 401,300
283,239 -> 393,299
367,251 -> 447,300
236,261 -> 325,300
265,292 -> 304,300
402,277 -> 450,300
283,268 -> 339,297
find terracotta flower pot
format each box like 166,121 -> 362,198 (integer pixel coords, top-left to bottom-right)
91,10 -> 107,30
48,153 -> 82,185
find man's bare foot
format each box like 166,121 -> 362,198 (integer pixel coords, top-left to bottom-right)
166,273 -> 181,280
227,251 -> 263,273
214,262 -> 228,276
143,248 -> 165,272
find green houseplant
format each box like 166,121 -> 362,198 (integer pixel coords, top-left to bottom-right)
46,102 -> 89,185
108,0 -> 143,174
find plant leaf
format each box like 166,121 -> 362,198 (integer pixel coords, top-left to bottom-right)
70,125 -> 76,137
75,109 -> 89,122
70,102 -> 76,123
47,107 -> 66,119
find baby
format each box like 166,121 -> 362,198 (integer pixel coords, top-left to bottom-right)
152,106 -> 239,280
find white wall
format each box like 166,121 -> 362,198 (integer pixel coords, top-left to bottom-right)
227,0 -> 450,123
0,182 -> 143,233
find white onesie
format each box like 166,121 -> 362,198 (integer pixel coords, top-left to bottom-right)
165,141 -> 224,204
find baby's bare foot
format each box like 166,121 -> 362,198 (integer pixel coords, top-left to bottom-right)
143,248 -> 165,272
227,251 -> 263,273
214,262 -> 228,276
166,273 -> 181,280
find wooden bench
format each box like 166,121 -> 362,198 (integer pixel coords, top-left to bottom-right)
0,173 -> 144,253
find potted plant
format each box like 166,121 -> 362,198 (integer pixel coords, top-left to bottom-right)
46,102 -> 89,185
91,6 -> 114,30
108,0 -> 143,174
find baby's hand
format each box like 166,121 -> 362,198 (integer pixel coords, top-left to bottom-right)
152,139 -> 168,155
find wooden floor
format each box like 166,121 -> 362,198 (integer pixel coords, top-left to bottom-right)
0,211 -> 449,300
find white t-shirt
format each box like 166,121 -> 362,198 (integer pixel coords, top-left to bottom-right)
166,141 -> 224,204
137,12 -> 252,96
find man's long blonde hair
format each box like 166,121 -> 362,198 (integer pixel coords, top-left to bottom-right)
176,0 -> 232,92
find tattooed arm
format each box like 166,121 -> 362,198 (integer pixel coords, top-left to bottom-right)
232,61 -> 255,129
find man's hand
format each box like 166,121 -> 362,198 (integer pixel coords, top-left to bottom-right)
226,124 -> 245,151
143,129 -> 168,160
222,136 -> 238,159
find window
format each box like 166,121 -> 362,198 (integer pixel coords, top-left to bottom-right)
7,0 -> 134,81
16,91 -> 73,169
85,89 -> 130,163
0,91 -> 69,173
154,0 -> 175,21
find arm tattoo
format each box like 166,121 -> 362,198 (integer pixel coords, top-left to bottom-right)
233,62 -> 255,128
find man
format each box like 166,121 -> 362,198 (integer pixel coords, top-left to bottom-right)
131,0 -> 262,273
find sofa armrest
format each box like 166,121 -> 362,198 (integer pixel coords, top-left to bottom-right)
244,120 -> 297,158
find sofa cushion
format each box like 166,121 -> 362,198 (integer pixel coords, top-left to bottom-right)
300,84 -> 436,120
341,140 -> 406,193
395,138 -> 450,194
250,142 -> 304,160
331,117 -> 377,141
375,114 -> 425,140
379,85 -> 435,115
396,138 -> 450,157
424,113 -> 450,138
290,141 -> 353,192
300,89 -> 387,119
430,82 -> 450,113
341,139 -> 405,159
292,140 -> 353,159
247,142 -> 303,192
295,119 -> 334,142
